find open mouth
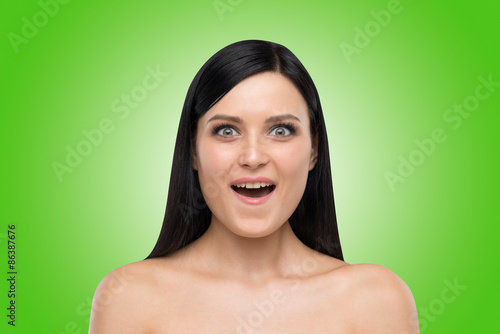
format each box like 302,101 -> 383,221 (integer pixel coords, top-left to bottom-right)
231,182 -> 276,198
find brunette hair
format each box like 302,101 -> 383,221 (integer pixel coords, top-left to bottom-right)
146,40 -> 343,260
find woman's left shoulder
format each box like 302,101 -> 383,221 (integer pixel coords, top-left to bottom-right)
326,263 -> 420,333
333,262 -> 410,288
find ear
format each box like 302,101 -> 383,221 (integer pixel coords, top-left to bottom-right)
193,153 -> 198,171
309,135 -> 318,171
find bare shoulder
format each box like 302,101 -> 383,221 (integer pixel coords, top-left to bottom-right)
89,258 -> 168,333
327,263 -> 419,333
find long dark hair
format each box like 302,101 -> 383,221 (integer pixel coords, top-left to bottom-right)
146,40 -> 343,260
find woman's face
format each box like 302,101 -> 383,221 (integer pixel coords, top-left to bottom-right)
194,72 -> 317,238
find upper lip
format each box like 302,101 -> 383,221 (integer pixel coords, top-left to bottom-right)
230,177 -> 276,186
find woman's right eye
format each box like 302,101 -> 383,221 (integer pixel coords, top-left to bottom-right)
210,123 -> 239,137
217,127 -> 237,136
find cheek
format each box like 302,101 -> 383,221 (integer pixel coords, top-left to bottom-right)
196,142 -> 232,203
198,140 -> 236,173
272,141 -> 312,178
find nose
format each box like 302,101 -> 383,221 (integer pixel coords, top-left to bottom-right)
238,137 -> 269,169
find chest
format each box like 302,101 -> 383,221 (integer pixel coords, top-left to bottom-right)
145,279 -> 354,333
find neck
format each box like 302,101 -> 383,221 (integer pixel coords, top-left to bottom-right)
186,218 -> 314,282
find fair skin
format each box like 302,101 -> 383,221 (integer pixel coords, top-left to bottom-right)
89,72 -> 419,333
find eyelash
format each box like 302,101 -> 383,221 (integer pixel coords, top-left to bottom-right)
210,122 -> 298,137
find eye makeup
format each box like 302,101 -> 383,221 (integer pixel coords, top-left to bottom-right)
210,122 -> 298,137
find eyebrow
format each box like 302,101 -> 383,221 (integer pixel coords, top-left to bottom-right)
206,113 -> 301,125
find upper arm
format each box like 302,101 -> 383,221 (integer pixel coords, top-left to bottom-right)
350,264 -> 419,334
89,263 -> 151,334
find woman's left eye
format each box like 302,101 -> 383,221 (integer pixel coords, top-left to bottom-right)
270,126 -> 291,137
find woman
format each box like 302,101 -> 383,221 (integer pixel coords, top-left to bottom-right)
90,40 -> 419,333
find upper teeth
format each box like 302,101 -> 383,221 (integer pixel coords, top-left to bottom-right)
234,182 -> 273,189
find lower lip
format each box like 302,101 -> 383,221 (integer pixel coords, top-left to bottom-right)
231,187 -> 275,205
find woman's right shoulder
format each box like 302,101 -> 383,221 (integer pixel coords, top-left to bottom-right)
89,258 -> 173,333
98,258 -> 170,290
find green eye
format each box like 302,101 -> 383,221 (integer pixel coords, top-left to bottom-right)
218,127 -> 236,136
271,127 -> 291,136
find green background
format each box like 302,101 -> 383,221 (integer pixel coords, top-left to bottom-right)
1,0 -> 499,332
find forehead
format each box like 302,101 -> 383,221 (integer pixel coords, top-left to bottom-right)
203,72 -> 309,122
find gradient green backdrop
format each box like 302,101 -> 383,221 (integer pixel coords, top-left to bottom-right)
2,0 -> 499,333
